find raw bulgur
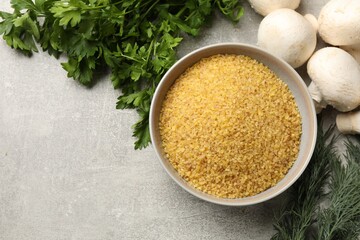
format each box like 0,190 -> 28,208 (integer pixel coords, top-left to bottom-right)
159,54 -> 301,198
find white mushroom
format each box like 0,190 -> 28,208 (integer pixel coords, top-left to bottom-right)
336,111 -> 360,134
318,0 -> 360,46
248,0 -> 301,16
307,47 -> 360,113
257,9 -> 317,68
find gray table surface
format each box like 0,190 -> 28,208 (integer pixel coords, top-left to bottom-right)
0,1 -> 335,240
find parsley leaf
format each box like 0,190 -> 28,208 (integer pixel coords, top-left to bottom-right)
0,0 -> 244,149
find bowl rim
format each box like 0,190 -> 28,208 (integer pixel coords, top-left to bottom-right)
150,42 -> 317,206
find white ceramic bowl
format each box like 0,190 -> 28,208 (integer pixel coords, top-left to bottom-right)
150,43 -> 317,206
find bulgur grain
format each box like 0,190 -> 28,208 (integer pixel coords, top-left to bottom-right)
159,54 -> 302,198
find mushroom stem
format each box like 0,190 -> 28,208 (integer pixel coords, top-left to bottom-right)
336,111 -> 360,134
304,14 -> 318,32
308,82 -> 325,113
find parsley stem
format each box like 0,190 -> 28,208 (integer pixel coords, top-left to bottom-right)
141,0 -> 160,20
175,6 -> 187,18
146,40 -> 154,63
119,53 -> 142,63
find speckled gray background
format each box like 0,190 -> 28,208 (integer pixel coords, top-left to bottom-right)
0,1 -> 332,239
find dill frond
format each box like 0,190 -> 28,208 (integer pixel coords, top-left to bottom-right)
316,138 -> 360,240
271,123 -> 337,240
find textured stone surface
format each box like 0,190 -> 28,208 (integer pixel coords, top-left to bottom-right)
0,1 -> 332,240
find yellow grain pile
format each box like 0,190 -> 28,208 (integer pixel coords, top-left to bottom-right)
159,54 -> 301,198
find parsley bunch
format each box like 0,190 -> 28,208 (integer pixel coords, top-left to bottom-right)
0,0 -> 244,149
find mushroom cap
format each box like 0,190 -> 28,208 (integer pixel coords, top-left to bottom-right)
307,47 -> 360,112
248,0 -> 301,16
257,9 -> 317,68
318,0 -> 360,46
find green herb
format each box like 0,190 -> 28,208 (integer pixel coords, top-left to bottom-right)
271,123 -> 337,240
272,121 -> 360,240
316,139 -> 360,240
0,0 -> 244,149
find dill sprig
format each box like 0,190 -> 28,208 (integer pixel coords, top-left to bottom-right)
272,124 -> 360,240
316,138 -> 360,240
271,123 -> 337,240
